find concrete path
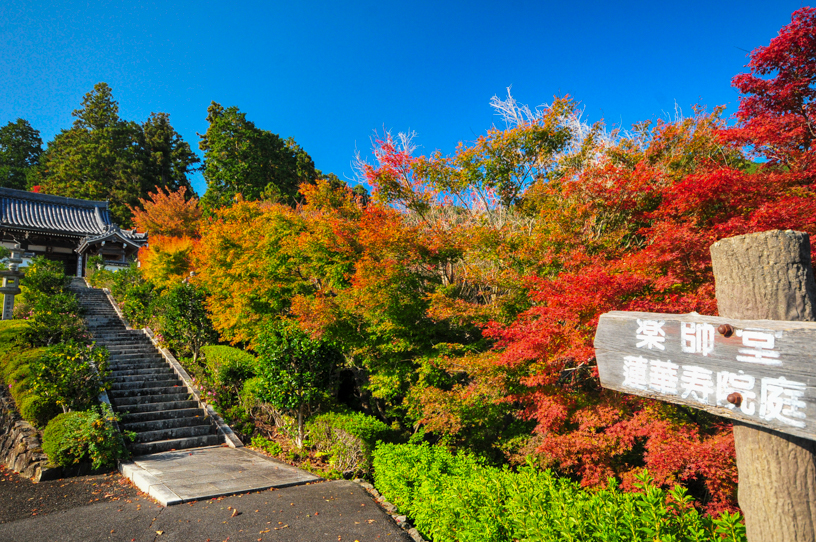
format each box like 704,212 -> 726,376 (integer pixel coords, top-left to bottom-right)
0,479 -> 414,541
120,446 -> 320,505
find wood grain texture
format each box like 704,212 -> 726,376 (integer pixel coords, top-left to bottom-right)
595,311 -> 816,441
711,230 -> 816,542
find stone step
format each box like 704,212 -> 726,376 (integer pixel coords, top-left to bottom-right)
110,367 -> 175,378
113,399 -> 200,414
112,392 -> 192,407
120,408 -> 205,424
113,372 -> 178,384
108,361 -> 171,373
96,336 -> 147,342
121,415 -> 212,433
109,385 -> 186,399
112,378 -> 181,391
108,352 -> 163,361
129,434 -> 223,456
99,343 -> 154,350
130,424 -> 216,444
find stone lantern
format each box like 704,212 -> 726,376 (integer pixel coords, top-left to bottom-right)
0,245 -> 25,320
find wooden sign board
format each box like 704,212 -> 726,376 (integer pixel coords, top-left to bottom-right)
594,311 -> 816,442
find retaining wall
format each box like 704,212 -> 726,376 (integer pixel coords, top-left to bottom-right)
0,386 -> 59,482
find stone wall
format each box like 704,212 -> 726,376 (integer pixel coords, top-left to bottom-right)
0,386 -> 58,482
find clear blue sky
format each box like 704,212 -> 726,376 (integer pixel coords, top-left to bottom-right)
0,1 -> 808,196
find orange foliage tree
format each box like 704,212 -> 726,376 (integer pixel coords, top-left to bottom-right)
131,185 -> 202,238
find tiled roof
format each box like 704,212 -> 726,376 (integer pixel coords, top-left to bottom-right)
0,188 -> 110,236
76,226 -> 148,253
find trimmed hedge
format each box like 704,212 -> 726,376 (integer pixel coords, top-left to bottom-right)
306,411 -> 397,475
0,320 -> 59,427
42,406 -> 129,469
372,443 -> 746,542
201,345 -> 256,388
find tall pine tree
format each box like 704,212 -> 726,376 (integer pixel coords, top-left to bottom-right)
37,83 -> 198,226
0,119 -> 43,190
198,102 -> 319,210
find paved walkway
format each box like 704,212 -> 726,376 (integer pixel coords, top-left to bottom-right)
121,446 -> 320,506
0,478 -> 413,541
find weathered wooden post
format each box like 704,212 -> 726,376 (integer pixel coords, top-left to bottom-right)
594,229 -> 816,541
710,230 -> 816,541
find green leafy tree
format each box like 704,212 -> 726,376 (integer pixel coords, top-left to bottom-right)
158,282 -> 217,363
0,119 -> 42,190
198,102 -> 319,209
37,83 -> 197,225
254,320 -> 341,447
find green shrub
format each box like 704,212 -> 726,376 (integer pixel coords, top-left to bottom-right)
201,345 -> 256,388
18,393 -> 60,427
158,283 -> 217,363
372,443 -> 747,542
23,292 -> 90,346
250,435 -> 283,457
42,405 -> 130,469
0,342 -> 60,427
254,320 -> 340,447
306,411 -> 396,475
29,341 -> 109,413
0,320 -> 26,357
19,257 -> 70,300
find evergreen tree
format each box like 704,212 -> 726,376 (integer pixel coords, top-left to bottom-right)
37,83 -> 198,226
0,119 -> 43,190
198,102 -> 319,210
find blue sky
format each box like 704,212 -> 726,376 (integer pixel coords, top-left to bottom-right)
0,1 -> 808,196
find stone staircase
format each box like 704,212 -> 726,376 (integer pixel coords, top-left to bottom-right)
69,279 -> 224,455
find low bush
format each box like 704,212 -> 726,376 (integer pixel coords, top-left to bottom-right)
307,411 -> 397,475
18,393 -> 60,427
24,292 -> 89,346
372,443 -> 746,542
250,435 -> 283,457
42,405 -> 130,469
201,345 -> 256,389
28,340 -> 109,413
0,322 -> 60,427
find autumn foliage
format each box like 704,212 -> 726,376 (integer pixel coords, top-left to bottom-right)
132,8 -> 816,515
131,185 -> 201,238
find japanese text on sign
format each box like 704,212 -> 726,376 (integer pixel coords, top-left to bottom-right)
622,319 -> 805,428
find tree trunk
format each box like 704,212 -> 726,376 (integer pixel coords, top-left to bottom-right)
710,230 -> 816,541
296,403 -> 304,449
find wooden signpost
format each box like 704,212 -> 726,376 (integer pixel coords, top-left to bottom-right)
596,311 -> 816,442
594,230 -> 816,542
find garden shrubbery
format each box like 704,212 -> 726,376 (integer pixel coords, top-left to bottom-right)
307,411 -> 397,475
201,344 -> 256,390
42,405 -> 130,469
17,257 -> 90,346
28,340 -> 110,414
373,443 -> 747,542
0,320 -> 59,427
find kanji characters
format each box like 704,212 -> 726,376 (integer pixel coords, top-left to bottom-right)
736,329 -> 782,366
622,355 -> 649,390
680,322 -> 716,356
636,319 -> 665,350
680,365 -> 715,404
649,359 -> 679,395
760,376 -> 807,428
716,370 -> 757,415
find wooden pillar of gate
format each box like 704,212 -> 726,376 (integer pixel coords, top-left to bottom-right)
710,230 -> 816,541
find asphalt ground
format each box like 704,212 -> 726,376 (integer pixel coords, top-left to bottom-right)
0,467 -> 412,542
